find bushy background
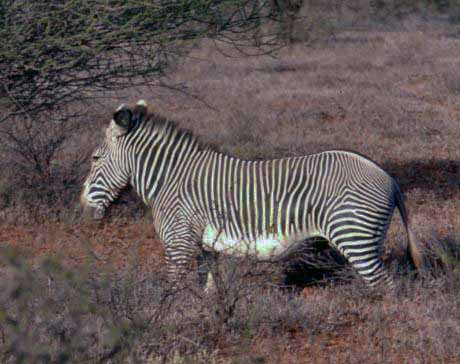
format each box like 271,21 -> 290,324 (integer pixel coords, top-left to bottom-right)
1,1 -> 460,363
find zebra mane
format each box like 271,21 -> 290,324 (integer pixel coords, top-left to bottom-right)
142,111 -> 208,152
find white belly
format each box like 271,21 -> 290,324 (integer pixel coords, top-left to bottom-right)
201,225 -> 307,258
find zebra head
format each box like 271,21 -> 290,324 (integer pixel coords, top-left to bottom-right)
81,100 -> 147,219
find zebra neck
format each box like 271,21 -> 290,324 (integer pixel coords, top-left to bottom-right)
130,127 -> 202,206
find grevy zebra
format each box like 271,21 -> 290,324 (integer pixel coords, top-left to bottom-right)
81,100 -> 424,288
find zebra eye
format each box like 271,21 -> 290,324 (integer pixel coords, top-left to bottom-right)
92,155 -> 101,162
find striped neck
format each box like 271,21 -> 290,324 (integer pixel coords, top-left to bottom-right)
126,115 -> 203,205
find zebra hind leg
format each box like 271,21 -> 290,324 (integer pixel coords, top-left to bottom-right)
330,227 -> 395,291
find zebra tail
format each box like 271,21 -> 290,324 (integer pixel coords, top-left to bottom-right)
393,180 -> 425,270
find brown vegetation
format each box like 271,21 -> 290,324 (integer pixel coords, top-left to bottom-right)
1,238 -> 459,363
1,3 -> 460,363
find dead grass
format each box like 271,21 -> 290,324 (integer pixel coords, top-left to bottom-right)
1,240 -> 459,364
1,8 -> 460,364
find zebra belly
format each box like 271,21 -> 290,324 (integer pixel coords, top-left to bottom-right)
201,225 -> 311,258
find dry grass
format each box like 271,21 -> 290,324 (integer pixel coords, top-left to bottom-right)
1,240 -> 459,364
1,8 -> 460,364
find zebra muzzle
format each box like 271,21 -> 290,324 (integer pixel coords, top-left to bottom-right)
93,206 -> 105,220
83,205 -> 106,220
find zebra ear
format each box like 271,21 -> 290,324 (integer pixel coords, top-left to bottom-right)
113,107 -> 133,130
133,99 -> 148,120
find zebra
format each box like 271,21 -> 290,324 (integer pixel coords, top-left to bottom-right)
81,100 -> 424,289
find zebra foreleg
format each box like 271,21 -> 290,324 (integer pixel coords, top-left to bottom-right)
164,242 -> 199,290
197,249 -> 218,291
